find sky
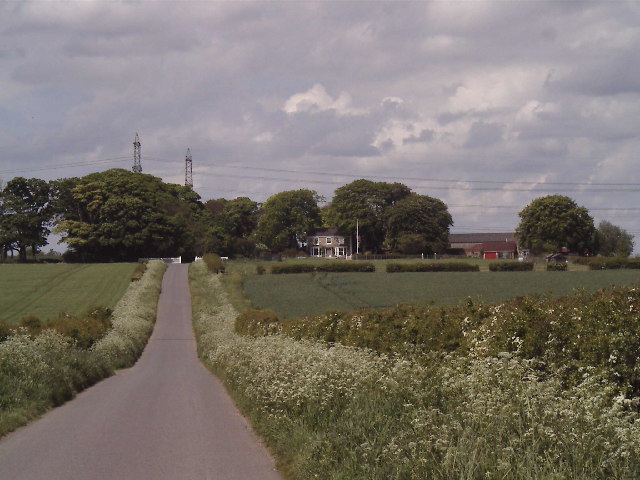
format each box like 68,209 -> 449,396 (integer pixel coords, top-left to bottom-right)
1,0 -> 639,252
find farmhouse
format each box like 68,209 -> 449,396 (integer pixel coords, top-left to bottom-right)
307,227 -> 352,258
449,232 -> 519,259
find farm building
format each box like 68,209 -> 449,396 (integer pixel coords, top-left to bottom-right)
307,228 -> 352,258
449,233 -> 520,259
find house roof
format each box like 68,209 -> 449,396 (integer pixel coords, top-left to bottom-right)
469,241 -> 518,252
449,232 -> 516,244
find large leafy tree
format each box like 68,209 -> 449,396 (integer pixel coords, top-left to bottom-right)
54,168 -> 207,261
0,177 -> 53,262
203,196 -> 260,256
386,194 -> 453,254
516,195 -> 595,254
596,220 -> 634,257
327,179 -> 412,253
254,189 -> 321,252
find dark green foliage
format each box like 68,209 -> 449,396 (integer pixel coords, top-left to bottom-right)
327,179 -> 412,253
546,262 -> 568,271
386,262 -> 479,272
516,195 -> 595,254
203,253 -> 226,273
235,309 -> 279,336
578,257 -> 640,270
489,261 -> 534,271
45,307 -> 113,349
386,194 -> 453,254
54,169 -> 208,262
271,262 -> 376,274
0,177 -> 53,262
596,220 -> 634,257
254,189 -> 321,252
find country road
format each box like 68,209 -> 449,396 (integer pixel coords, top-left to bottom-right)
0,264 -> 282,480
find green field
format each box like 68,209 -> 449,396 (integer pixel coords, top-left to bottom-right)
244,269 -> 640,318
0,263 -> 137,323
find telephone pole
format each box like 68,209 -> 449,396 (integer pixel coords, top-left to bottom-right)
132,133 -> 142,173
185,148 -> 193,188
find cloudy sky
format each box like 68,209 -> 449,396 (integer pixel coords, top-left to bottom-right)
2,0 -> 640,250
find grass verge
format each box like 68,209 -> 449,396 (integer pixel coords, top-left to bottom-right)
190,260 -> 640,480
0,261 -> 166,437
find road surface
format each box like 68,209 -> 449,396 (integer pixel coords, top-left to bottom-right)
0,264 -> 282,480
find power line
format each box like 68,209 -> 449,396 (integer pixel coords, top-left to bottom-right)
0,157 -> 130,175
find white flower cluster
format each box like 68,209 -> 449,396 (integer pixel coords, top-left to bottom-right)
191,261 -> 640,479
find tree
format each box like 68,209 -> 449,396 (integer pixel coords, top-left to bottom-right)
328,179 -> 412,252
386,194 -> 453,254
254,189 -> 321,252
0,177 -> 53,262
203,197 -> 260,256
516,195 -> 595,254
54,169 -> 208,261
596,220 -> 634,257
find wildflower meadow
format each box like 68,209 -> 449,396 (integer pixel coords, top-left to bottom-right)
191,260 -> 640,479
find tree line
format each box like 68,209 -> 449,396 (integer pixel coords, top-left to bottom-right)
0,168 -> 633,262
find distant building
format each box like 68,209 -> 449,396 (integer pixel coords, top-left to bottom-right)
307,227 -> 352,258
449,232 -> 520,259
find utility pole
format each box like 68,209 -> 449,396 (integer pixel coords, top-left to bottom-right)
185,148 -> 193,188
132,133 -> 142,173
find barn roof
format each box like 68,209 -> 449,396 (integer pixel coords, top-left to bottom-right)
449,232 -> 516,244
469,241 -> 518,252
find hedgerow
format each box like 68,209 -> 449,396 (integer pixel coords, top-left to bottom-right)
386,262 -> 479,272
489,261 -> 534,271
577,257 -> 640,270
0,261 -> 166,436
191,261 -> 640,480
271,262 -> 375,274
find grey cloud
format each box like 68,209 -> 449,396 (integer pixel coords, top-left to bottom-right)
464,121 -> 505,149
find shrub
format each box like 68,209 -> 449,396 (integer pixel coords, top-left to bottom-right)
131,261 -> 147,281
489,261 -> 534,271
202,253 -> 225,273
45,306 -> 113,349
235,309 -> 279,336
386,262 -> 479,272
271,264 -> 315,274
583,257 -> 640,270
271,262 -> 375,274
256,264 -> 266,275
546,262 -> 568,271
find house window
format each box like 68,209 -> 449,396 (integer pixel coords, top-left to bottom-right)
312,247 -> 320,256
313,237 -> 319,245
336,247 -> 345,256
326,237 -> 332,244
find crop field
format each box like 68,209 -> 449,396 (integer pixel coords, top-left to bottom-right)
243,268 -> 640,318
0,263 -> 137,323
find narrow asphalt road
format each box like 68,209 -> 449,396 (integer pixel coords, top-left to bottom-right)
0,264 -> 282,480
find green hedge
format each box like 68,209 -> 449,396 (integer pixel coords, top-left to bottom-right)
546,262 -> 568,271
489,261 -> 534,271
271,262 -> 375,274
386,262 -> 479,272
583,257 -> 640,270
203,253 -> 226,273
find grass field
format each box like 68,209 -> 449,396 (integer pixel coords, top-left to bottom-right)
243,269 -> 640,318
0,263 -> 137,323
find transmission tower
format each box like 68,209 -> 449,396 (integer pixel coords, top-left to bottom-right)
132,133 -> 142,173
185,148 -> 193,188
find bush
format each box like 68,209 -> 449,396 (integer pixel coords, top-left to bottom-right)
45,306 -> 113,349
583,257 -> 640,270
202,253 -> 225,273
546,262 -> 568,271
256,264 -> 266,275
271,262 -> 375,274
271,264 -> 315,274
386,262 -> 479,272
131,261 -> 147,281
489,261 -> 534,271
235,309 -> 280,337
